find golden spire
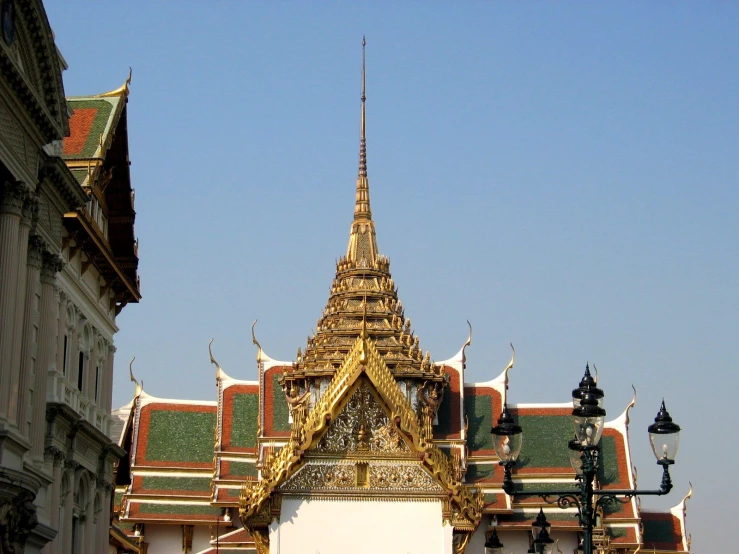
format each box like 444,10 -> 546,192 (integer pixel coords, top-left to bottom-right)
355,36 -> 370,218
347,36 -> 378,265
288,37 -> 441,383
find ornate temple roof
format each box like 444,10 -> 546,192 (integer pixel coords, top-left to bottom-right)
292,39 -> 441,381
61,73 -> 141,305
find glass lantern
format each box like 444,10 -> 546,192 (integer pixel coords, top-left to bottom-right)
572,391 -> 606,447
484,527 -> 504,554
647,400 -> 681,463
491,404 -> 523,463
533,527 -> 554,554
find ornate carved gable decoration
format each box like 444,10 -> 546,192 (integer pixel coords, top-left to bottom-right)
314,379 -> 410,455
240,336 -> 483,528
278,379 -> 443,498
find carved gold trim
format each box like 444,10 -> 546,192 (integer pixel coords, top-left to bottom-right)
240,336 -> 483,533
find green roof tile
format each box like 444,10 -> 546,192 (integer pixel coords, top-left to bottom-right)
226,461 -> 258,477
464,393 -> 493,452
483,492 -> 498,505
608,527 -> 629,539
137,503 -> 221,516
145,410 -> 215,464
63,99 -> 115,159
516,414 -> 572,469
643,518 -> 677,543
271,373 -> 290,433
230,393 -> 258,448
597,435 -> 621,486
70,169 -> 87,185
466,464 -> 495,482
141,476 -> 211,493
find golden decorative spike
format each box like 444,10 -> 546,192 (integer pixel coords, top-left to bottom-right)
251,320 -> 263,363
461,319 -> 473,369
129,357 -> 142,396
503,343 -> 515,397
680,482 -> 693,515
209,338 -> 225,381
347,36 -> 379,265
359,35 -> 367,179
625,384 -> 637,426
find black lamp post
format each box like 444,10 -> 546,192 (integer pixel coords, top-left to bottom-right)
484,527 -> 504,554
491,364 -> 681,554
531,508 -> 554,554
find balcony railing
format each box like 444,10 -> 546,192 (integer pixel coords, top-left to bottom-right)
47,369 -> 111,437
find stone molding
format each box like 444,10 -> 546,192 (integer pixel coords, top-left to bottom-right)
27,235 -> 46,268
0,181 -> 27,216
20,195 -> 39,229
40,251 -> 63,285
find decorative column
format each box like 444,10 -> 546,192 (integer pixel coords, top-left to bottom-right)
103,343 -> 116,413
30,251 -> 64,458
45,448 -> 64,554
15,235 -> 45,437
60,463 -> 76,554
7,197 -> 38,426
0,181 -> 27,419
84,479 -> 96,554
94,483 -> 111,554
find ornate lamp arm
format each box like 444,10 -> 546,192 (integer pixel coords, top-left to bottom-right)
593,460 -> 673,498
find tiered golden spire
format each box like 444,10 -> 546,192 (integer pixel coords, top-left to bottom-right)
356,36 -> 369,213
346,36 -> 379,267
287,39 -> 444,383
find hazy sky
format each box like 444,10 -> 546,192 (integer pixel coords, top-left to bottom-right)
46,2 -> 737,551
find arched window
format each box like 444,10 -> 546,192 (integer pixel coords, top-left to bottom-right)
77,352 -> 84,391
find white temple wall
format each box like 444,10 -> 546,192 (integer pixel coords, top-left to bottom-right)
273,497 -> 446,554
467,518 -> 489,553
191,525 -> 213,553
144,524 -> 183,554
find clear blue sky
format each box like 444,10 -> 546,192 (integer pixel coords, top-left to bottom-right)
47,2 -> 737,551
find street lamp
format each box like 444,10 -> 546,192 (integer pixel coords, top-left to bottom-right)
484,527 -> 504,554
531,509 -> 554,554
491,364 -> 681,554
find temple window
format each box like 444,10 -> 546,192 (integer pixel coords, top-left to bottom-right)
62,334 -> 68,376
77,352 -> 84,391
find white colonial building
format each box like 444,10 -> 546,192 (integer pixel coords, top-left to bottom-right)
0,2 -> 140,552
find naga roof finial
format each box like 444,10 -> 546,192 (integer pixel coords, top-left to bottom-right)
129,357 -> 142,397
251,320 -> 263,363
209,338 -> 225,381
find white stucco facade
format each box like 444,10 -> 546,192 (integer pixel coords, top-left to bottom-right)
271,497 -> 450,554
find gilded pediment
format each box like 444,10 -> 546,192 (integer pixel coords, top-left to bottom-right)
314,378 -> 410,455
278,459 -> 444,497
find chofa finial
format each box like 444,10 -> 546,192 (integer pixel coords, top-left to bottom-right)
209,338 -> 225,381
129,357 -> 142,396
251,320 -> 263,363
